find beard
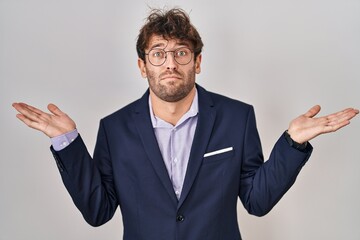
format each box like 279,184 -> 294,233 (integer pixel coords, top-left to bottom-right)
146,67 -> 196,102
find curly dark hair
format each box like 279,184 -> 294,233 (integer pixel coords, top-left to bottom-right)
136,8 -> 204,62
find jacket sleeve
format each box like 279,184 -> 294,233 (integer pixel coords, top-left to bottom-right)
50,120 -> 118,226
238,106 -> 313,216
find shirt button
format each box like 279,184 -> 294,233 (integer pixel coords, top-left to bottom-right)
176,214 -> 185,222
173,158 -> 178,163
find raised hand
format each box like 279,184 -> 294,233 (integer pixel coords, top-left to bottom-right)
12,103 -> 76,138
287,105 -> 359,144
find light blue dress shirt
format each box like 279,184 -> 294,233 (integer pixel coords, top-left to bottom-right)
148,90 -> 198,199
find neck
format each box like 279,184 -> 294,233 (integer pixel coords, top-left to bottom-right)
150,87 -> 196,126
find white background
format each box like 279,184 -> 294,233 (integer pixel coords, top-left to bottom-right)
1,0 -> 359,239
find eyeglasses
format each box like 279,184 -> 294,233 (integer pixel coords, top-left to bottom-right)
145,47 -> 193,66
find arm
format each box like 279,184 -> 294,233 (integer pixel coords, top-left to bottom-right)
12,102 -> 118,226
239,105 -> 358,216
51,128 -> 118,226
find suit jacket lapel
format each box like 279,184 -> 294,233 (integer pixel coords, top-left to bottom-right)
178,85 -> 216,209
132,91 -> 178,204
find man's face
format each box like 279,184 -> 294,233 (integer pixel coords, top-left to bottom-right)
138,35 -> 202,102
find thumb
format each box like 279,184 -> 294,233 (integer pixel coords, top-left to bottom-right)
47,103 -> 64,116
304,105 -> 321,118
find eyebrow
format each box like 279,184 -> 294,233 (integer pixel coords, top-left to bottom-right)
150,43 -> 166,49
149,41 -> 191,50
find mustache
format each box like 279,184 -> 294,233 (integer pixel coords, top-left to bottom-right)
159,70 -> 183,79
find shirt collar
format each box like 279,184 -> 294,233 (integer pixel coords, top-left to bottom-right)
149,88 -> 199,128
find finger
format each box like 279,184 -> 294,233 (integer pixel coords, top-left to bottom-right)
13,103 -> 45,122
16,113 -> 30,124
323,120 -> 351,133
16,113 -> 46,131
325,108 -> 358,123
327,110 -> 359,126
12,102 -> 29,113
304,105 -> 321,118
13,102 -> 40,115
47,103 -> 64,116
24,103 -> 47,116
25,104 -> 52,123
325,108 -> 355,120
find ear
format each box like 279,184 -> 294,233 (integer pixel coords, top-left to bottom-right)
195,54 -> 202,74
138,58 -> 147,78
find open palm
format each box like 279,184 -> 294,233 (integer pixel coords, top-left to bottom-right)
12,102 -> 76,138
287,105 -> 359,144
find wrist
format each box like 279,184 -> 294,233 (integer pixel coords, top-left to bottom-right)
51,129 -> 79,151
284,130 -> 308,151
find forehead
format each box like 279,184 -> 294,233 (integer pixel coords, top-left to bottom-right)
147,35 -> 191,50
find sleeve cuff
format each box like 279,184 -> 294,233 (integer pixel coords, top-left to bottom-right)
283,130 -> 310,153
51,129 -> 79,151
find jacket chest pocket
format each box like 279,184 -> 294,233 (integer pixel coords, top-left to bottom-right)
203,147 -> 234,164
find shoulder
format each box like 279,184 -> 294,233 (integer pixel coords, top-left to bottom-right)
101,90 -> 149,124
197,84 -> 254,113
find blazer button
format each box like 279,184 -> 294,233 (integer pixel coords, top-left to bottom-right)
176,214 -> 185,222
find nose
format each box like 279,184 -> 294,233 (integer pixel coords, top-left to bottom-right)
164,52 -> 178,70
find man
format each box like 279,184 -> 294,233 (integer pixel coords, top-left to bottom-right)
12,8 -> 358,240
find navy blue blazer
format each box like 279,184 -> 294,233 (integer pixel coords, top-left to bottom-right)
51,85 -> 312,240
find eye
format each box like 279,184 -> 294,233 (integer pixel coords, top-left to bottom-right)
151,50 -> 164,58
176,50 -> 188,57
